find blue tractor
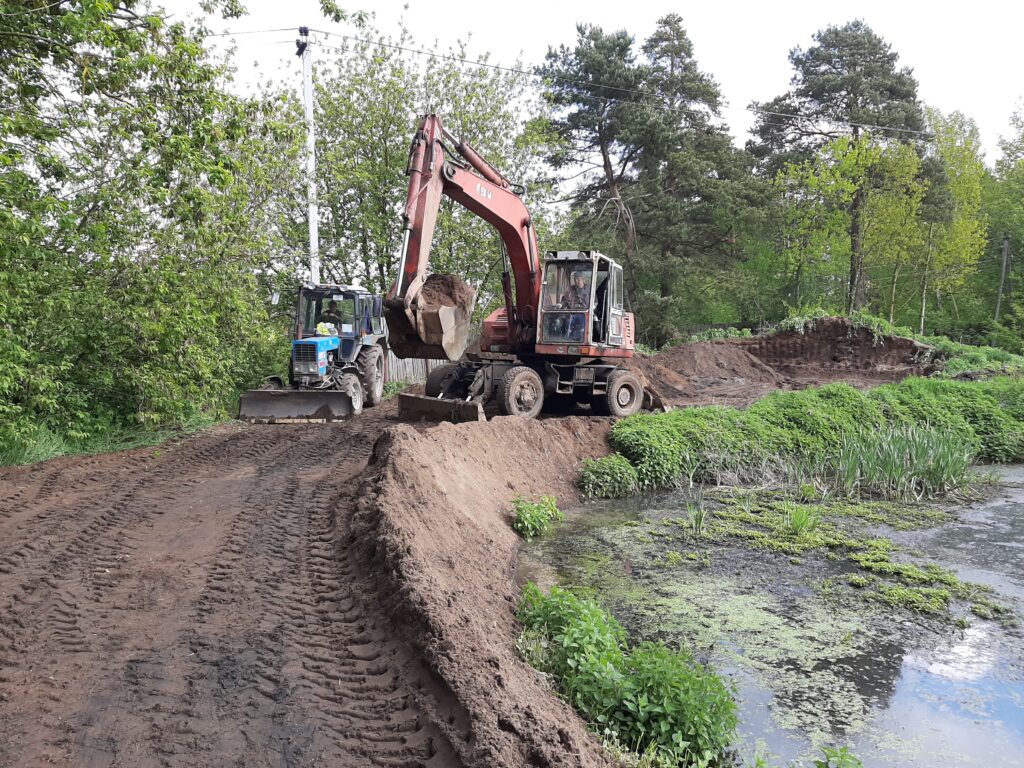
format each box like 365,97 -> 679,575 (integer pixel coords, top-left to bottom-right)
239,284 -> 388,422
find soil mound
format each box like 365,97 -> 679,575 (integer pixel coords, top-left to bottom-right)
630,340 -> 782,408
350,416 -> 614,768
635,317 -> 937,408
419,273 -> 476,311
737,317 -> 938,387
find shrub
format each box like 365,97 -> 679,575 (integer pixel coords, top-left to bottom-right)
580,454 -> 640,498
602,376 -> 1024,498
518,584 -> 736,766
511,496 -> 564,538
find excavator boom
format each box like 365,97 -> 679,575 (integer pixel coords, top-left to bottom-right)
384,114 -> 541,361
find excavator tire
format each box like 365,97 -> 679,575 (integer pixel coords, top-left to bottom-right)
358,345 -> 385,407
497,366 -> 544,418
424,363 -> 460,398
338,372 -> 365,415
592,370 -> 643,418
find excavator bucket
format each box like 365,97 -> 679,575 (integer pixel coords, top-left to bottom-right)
397,393 -> 485,423
386,274 -> 476,361
238,389 -> 357,423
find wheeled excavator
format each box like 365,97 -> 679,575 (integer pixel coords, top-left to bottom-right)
386,114 -> 648,422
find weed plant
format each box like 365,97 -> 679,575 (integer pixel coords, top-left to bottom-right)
511,496 -> 564,538
580,454 -> 639,498
518,583 -> 737,767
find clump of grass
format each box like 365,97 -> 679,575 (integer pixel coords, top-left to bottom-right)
786,504 -> 820,536
511,496 -> 563,538
580,454 -> 639,499
518,584 -> 737,766
381,379 -> 411,399
830,425 -> 974,500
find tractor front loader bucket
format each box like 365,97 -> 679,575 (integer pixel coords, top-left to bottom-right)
238,389 -> 356,423
397,393 -> 484,423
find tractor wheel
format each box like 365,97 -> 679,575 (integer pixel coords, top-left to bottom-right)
497,366 -> 544,418
592,370 -> 643,418
424,363 -> 459,398
338,372 -> 364,415
358,345 -> 385,407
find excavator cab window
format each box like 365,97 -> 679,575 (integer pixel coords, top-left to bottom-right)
540,261 -> 593,344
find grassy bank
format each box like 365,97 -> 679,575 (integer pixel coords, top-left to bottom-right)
582,377 -> 1024,499
0,413 -> 220,467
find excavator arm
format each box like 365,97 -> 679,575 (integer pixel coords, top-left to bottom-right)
385,114 -> 541,360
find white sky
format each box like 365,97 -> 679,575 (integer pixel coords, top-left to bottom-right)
170,0 -> 1023,165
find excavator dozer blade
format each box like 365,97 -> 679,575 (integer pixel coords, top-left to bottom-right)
238,389 -> 356,423
398,393 -> 484,423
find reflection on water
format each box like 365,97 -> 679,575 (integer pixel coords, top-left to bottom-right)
523,467 -> 1024,766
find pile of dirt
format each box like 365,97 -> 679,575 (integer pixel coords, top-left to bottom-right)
636,317 -> 938,408
419,273 -> 476,311
737,317 -> 939,386
629,340 -> 783,408
350,416 -> 615,768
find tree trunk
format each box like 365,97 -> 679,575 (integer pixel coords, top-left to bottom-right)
919,224 -> 934,335
847,186 -> 866,313
888,263 -> 901,325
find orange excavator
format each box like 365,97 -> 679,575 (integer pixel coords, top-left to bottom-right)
385,114 -> 648,421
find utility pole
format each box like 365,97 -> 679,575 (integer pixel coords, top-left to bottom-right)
296,26 -> 320,285
995,234 -> 1010,322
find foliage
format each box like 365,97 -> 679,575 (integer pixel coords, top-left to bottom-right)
382,379 -> 411,400
580,454 -> 640,499
511,496 -> 564,538
518,583 -> 737,767
607,377 -> 1024,495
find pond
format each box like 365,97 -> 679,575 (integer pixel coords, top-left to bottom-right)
520,468 -> 1024,766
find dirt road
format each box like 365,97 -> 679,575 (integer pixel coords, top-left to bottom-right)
0,403 -> 464,768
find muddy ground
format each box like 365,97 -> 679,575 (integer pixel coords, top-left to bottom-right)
0,320 -> 943,767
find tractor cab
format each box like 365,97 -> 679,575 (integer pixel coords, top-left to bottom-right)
296,285 -> 383,341
290,285 -> 386,385
535,251 -> 633,358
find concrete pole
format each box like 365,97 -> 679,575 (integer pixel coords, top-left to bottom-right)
298,27 -> 320,285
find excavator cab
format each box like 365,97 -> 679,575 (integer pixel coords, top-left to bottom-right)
536,251 -> 630,356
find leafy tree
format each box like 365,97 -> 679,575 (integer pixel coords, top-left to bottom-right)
311,23 -> 558,318
749,20 -> 925,311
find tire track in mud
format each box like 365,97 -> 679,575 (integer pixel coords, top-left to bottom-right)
0,409 -> 463,768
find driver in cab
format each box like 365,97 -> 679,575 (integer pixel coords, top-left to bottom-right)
560,272 -> 590,309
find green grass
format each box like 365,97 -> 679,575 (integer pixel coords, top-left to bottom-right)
580,454 -> 639,498
595,377 -> 1024,499
382,379 -> 411,399
0,413 -> 219,467
518,583 -> 737,767
511,496 -> 564,538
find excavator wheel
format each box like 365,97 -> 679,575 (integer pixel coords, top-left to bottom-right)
338,372 -> 364,415
592,370 -> 643,418
497,366 -> 544,418
358,345 -> 385,407
424,362 -> 460,398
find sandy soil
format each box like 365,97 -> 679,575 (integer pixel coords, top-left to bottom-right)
635,317 -> 938,408
0,318 -> 941,767
0,403 -> 470,767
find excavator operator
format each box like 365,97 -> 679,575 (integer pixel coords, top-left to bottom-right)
560,271 -> 591,309
318,300 -> 346,327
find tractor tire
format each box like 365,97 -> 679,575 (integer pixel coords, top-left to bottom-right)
357,345 -> 385,407
337,372 -> 364,415
592,370 -> 643,418
424,363 -> 460,398
497,366 -> 544,418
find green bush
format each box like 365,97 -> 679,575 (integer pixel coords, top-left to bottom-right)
580,454 -> 640,498
511,496 -> 564,538
518,584 -> 736,767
